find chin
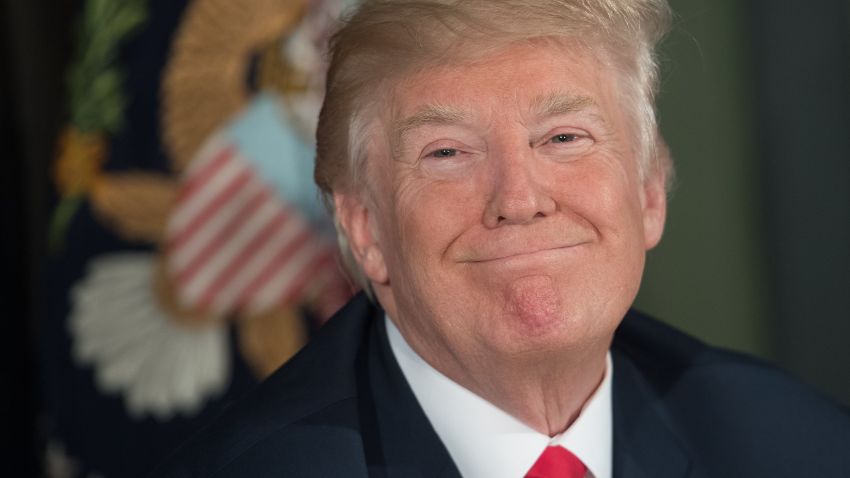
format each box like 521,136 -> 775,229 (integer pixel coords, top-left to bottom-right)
482,282 -> 623,355
476,304 -> 579,355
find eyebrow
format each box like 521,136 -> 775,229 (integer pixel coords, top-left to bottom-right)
389,93 -> 601,155
391,104 -> 469,153
529,92 -> 599,120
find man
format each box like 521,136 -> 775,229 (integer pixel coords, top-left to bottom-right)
156,0 -> 850,476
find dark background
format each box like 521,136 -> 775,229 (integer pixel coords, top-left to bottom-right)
2,0 -> 849,475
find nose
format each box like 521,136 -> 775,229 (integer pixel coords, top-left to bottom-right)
483,144 -> 556,228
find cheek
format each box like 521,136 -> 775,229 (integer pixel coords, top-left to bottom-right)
562,159 -> 645,237
396,175 -> 484,233
388,180 -> 484,278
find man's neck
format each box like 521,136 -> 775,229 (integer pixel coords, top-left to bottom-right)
454,344 -> 608,436
386,315 -> 614,478
388,314 -> 610,436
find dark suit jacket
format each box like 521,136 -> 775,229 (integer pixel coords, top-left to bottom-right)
154,293 -> 850,477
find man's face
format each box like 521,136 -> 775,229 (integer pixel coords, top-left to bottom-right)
337,40 -> 666,374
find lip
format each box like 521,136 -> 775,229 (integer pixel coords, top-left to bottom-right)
463,242 -> 590,264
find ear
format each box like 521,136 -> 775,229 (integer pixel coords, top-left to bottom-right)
333,191 -> 389,285
640,166 -> 667,250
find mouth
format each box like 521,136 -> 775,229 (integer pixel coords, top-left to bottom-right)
464,242 -> 590,264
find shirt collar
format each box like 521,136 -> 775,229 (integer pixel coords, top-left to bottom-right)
386,315 -> 612,478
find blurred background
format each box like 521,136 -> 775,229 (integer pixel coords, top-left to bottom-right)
1,0 -> 848,476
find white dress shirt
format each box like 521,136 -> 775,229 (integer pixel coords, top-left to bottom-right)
386,317 -> 612,478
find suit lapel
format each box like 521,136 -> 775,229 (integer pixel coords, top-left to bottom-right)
611,348 -> 692,478
355,308 -> 462,478
353,302 -> 695,478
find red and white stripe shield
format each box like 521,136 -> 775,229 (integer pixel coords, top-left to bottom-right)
165,136 -> 350,320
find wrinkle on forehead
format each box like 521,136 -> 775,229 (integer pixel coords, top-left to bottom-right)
383,42 -> 622,160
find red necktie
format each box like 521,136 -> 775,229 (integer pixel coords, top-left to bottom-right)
524,446 -> 587,478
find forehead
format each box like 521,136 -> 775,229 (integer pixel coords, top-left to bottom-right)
384,40 -> 621,128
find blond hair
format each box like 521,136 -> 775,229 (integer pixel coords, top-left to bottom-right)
315,0 -> 673,290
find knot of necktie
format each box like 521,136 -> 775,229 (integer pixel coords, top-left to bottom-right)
524,445 -> 587,478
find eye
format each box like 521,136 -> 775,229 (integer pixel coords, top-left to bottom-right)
550,133 -> 578,144
428,148 -> 459,158
539,130 -> 593,160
